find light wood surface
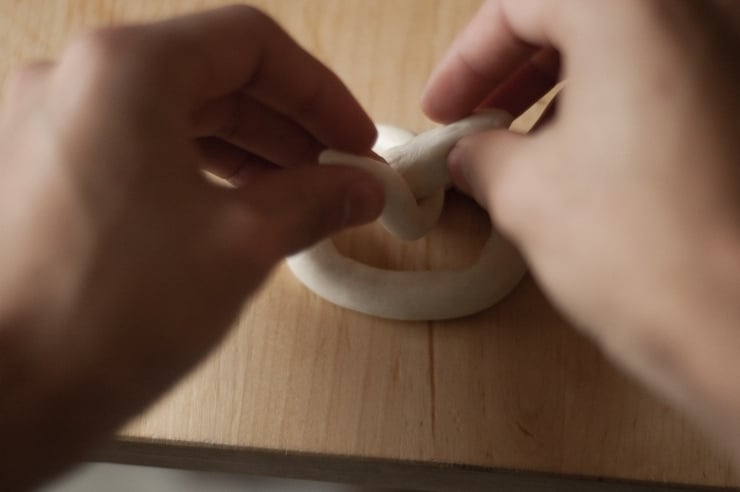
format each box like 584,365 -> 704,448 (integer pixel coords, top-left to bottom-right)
1,1 -> 737,489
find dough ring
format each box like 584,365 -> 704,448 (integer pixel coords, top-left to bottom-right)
287,109 -> 527,321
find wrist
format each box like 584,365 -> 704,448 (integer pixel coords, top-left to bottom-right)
0,300 -> 128,490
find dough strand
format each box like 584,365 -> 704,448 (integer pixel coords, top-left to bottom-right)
287,109 -> 526,321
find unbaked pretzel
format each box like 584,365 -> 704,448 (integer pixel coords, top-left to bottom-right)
287,110 -> 526,320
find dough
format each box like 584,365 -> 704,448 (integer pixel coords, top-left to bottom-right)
287,110 -> 526,321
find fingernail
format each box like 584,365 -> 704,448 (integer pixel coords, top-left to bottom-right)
447,144 -> 472,194
343,179 -> 385,227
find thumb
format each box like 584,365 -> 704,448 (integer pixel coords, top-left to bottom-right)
230,165 -> 384,263
447,129 -> 536,239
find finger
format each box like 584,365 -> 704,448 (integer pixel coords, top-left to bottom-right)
421,0 -> 559,123
192,92 -> 322,168
229,166 -> 385,264
149,5 -> 376,152
197,137 -> 276,186
447,128 -> 541,241
479,48 -> 560,117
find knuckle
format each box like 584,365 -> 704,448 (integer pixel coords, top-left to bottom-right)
66,27 -> 135,70
225,4 -> 275,32
59,28 -> 136,95
62,26 -> 160,93
4,61 -> 51,98
58,26 -> 172,122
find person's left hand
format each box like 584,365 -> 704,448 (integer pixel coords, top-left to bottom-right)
0,6 -> 383,490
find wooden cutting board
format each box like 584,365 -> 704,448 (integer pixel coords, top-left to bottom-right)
1,0 -> 737,489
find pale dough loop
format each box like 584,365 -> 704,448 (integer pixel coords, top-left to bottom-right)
286,110 -> 527,321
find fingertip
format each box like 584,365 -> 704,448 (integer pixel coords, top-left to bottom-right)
355,116 -> 380,153
447,129 -> 525,213
319,91 -> 378,154
420,79 -> 446,123
420,62 -> 478,124
420,92 -> 453,125
446,144 -> 473,195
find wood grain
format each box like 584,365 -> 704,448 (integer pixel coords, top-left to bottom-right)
1,0 -> 737,489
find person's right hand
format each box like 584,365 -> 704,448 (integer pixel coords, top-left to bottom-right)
422,0 -> 740,457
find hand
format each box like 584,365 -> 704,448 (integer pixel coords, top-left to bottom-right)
423,0 -> 740,458
0,6 -> 383,489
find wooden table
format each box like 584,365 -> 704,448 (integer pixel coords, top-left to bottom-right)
1,1 -> 737,490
